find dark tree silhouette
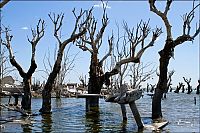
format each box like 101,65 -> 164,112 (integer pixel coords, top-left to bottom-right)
149,0 -> 200,119
181,84 -> 185,93
183,77 -> 192,94
196,80 -> 200,94
174,82 -> 184,93
150,84 -> 156,93
163,70 -> 174,98
39,9 -> 91,114
42,44 -> 77,98
3,19 -> 45,110
0,0 -> 9,8
146,83 -> 149,92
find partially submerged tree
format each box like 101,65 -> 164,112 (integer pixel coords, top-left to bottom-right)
2,19 -> 45,110
39,9 -> 91,114
196,80 -> 200,94
149,0 -> 200,119
77,3 -> 162,111
76,5 -> 111,110
183,77 -> 192,94
174,82 -> 184,93
42,44 -> 77,98
163,70 -> 174,98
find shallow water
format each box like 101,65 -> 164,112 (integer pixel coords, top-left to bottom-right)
0,92 -> 199,132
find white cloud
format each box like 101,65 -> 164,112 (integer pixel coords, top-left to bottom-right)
21,27 -> 28,30
93,2 -> 111,9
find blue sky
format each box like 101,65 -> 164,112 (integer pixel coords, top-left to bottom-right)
1,1 -> 199,87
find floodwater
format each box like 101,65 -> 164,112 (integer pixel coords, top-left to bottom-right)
0,92 -> 199,132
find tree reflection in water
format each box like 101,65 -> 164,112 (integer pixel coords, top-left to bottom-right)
55,98 -> 62,108
41,114 -> 52,132
85,107 -> 101,133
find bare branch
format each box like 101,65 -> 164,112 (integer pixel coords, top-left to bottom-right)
0,0 -> 10,8
76,6 -> 108,55
149,0 -> 172,40
95,5 -> 109,45
99,35 -> 113,65
2,27 -> 26,77
164,0 -> 172,15
27,19 -> 45,61
110,22 -> 162,76
182,3 -> 200,38
48,13 -> 64,45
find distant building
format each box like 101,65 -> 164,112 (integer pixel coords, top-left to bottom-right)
66,83 -> 78,89
1,76 -> 15,86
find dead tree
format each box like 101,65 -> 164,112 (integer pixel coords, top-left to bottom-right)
174,82 -> 183,93
79,75 -> 86,88
183,77 -> 192,94
111,34 -> 130,122
39,9 -> 91,114
77,6 -> 161,130
149,0 -> 200,119
76,5 -> 111,110
196,80 -> 200,94
0,47 -> 15,83
77,4 -> 162,112
2,20 -> 45,110
150,84 -> 156,93
42,44 -> 77,98
130,63 -> 156,90
146,83 -> 149,92
163,70 -> 174,98
181,84 -> 185,93
0,0 -> 10,93
109,25 -> 156,123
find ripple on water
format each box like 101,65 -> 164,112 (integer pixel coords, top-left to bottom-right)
0,93 -> 199,132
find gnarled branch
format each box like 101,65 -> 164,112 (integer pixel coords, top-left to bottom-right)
149,0 -> 172,40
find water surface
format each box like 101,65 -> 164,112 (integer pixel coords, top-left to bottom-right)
0,92 -> 199,132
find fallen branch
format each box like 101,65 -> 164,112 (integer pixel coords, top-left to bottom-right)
0,104 -> 31,116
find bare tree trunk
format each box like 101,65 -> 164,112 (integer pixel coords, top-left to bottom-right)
3,20 -> 45,110
152,48 -> 170,119
21,78 -> 32,110
39,9 -> 89,113
40,58 -> 62,113
9,58 -> 37,110
40,83 -> 53,114
86,54 -> 103,111
149,0 -> 200,120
